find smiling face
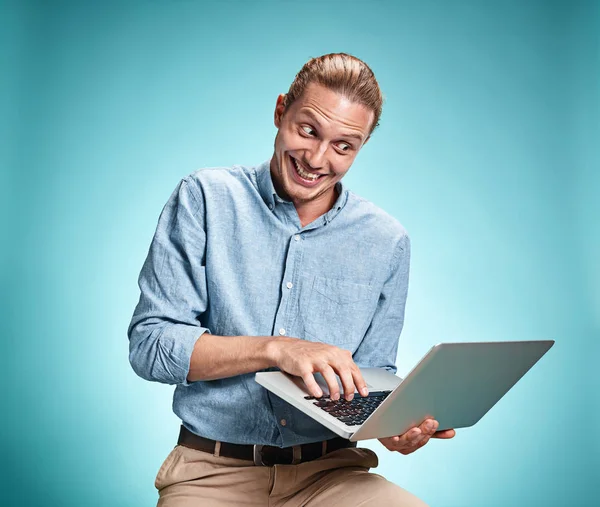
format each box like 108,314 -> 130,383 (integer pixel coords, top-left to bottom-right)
270,82 -> 374,216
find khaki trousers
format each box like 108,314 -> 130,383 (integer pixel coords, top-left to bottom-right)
155,444 -> 428,506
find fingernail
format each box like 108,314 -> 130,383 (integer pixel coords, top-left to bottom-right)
347,394 -> 354,401
361,388 -> 368,396
332,393 -> 339,401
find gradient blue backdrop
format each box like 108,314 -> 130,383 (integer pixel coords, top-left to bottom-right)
2,1 -> 598,505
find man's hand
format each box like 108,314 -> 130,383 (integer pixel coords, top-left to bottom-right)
268,336 -> 368,401
378,418 -> 456,455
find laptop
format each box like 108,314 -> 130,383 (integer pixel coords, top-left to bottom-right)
255,340 -> 554,441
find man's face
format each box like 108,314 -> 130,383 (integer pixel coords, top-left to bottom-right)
271,82 -> 373,208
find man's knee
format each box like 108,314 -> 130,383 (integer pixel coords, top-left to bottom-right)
359,474 -> 429,507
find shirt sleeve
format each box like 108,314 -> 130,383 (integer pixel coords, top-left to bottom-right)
127,177 -> 211,386
352,233 -> 411,375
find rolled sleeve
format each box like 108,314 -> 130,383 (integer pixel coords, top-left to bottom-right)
352,233 -> 411,374
127,177 -> 211,386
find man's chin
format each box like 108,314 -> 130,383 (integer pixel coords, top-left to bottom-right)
288,185 -> 330,206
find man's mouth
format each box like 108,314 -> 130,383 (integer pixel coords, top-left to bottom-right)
289,155 -> 324,184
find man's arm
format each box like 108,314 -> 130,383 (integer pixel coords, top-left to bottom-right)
349,232 -> 456,451
127,177 -> 368,395
127,177 -> 212,385
186,333 -> 277,381
186,333 -> 368,401
352,232 -> 410,373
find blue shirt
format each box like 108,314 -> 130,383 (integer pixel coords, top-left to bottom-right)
128,159 -> 410,447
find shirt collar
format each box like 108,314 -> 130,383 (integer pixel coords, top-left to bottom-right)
256,159 -> 279,209
255,158 -> 349,223
323,179 -> 348,225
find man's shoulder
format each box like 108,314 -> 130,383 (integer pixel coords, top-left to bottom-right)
184,163 -> 256,189
177,163 -> 262,207
345,190 -> 409,243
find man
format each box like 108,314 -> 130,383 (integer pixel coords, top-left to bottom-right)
128,53 -> 454,507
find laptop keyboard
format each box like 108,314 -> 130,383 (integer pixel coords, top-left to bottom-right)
304,390 -> 392,426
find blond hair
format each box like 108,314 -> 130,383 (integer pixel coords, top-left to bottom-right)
283,53 -> 384,136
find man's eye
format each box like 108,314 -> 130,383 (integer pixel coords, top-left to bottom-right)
302,126 -> 315,136
338,143 -> 351,151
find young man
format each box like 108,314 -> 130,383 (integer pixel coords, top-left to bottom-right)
128,53 -> 454,507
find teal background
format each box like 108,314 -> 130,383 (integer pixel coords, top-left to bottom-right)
2,0 -> 598,505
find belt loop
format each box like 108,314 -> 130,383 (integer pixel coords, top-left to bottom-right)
213,441 -> 221,457
253,445 -> 265,466
292,445 -> 302,464
322,441 -> 327,456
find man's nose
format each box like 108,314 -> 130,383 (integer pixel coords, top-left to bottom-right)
305,142 -> 328,169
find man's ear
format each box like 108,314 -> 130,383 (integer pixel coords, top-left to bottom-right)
274,93 -> 287,128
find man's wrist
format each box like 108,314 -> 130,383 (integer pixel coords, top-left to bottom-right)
264,335 -> 291,368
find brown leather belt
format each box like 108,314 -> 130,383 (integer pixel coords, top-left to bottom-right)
177,425 -> 357,466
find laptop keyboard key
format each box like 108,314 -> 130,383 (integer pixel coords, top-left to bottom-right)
311,390 -> 392,425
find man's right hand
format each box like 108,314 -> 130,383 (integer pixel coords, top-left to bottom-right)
268,336 -> 369,401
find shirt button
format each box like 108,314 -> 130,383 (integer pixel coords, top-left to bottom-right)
278,328 -> 286,336
268,203 -> 273,210
286,282 -> 293,289
293,234 -> 301,241
280,419 -> 287,426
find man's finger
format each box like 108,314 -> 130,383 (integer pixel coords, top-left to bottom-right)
319,365 -> 341,401
432,429 -> 456,439
381,421 -> 451,455
403,435 -> 432,453
335,367 -> 356,401
387,432 -> 429,455
301,373 -> 322,398
419,418 -> 438,436
398,426 -> 422,447
386,423 -> 431,453
350,365 -> 369,397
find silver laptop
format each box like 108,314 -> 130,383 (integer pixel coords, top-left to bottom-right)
255,340 -> 554,441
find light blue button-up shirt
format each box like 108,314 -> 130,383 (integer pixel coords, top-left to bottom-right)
128,159 -> 410,447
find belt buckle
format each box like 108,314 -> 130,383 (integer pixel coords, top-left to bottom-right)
253,445 -> 302,466
253,445 -> 265,466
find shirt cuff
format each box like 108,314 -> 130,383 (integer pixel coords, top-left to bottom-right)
158,324 -> 211,386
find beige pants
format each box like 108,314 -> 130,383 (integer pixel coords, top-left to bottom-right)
155,444 -> 428,506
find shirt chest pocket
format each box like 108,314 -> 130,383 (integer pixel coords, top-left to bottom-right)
302,276 -> 374,352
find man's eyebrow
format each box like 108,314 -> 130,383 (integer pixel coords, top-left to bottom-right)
298,110 -> 365,142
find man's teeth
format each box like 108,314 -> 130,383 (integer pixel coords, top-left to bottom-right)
292,157 -> 320,181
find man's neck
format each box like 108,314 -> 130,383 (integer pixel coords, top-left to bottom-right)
269,158 -> 339,227
294,187 -> 339,228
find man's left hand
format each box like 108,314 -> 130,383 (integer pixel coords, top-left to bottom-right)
378,418 -> 456,455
